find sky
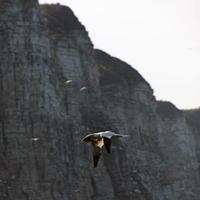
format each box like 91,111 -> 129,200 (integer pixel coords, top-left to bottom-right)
39,0 -> 200,109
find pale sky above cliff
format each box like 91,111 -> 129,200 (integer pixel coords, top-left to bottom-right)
40,0 -> 200,109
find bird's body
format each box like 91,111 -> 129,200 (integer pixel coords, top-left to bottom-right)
82,131 -> 127,168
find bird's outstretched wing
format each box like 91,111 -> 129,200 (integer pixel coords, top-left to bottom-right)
93,146 -> 101,168
103,137 -> 111,153
82,133 -> 96,142
93,139 -> 104,168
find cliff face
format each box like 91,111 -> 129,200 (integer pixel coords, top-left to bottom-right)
0,1 -> 200,200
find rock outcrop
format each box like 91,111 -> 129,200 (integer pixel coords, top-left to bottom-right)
0,1 -> 200,200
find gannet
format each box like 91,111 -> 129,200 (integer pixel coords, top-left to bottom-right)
82,131 -> 128,168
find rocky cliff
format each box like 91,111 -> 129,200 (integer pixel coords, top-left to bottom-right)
0,1 -> 200,200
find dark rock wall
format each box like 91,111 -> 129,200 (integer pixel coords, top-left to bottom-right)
0,1 -> 200,200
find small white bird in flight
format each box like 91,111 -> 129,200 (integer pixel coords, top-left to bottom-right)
80,86 -> 87,92
82,131 -> 128,168
31,138 -> 40,141
65,80 -> 72,85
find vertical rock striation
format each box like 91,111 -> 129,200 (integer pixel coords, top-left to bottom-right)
0,1 -> 200,200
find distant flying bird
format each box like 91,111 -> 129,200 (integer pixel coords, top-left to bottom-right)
82,131 -> 128,168
80,86 -> 87,92
64,80 -> 72,85
31,138 -> 40,141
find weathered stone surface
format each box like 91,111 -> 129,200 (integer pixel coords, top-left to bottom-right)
0,1 -> 200,200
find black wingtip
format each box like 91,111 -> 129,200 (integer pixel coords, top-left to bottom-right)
94,164 -> 97,168
103,137 -> 111,154
82,138 -> 86,142
106,148 -> 111,153
93,159 -> 98,168
82,137 -> 90,142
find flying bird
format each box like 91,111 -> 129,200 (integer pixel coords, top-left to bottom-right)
64,80 -> 72,85
31,138 -> 40,141
80,86 -> 87,92
82,131 -> 128,168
